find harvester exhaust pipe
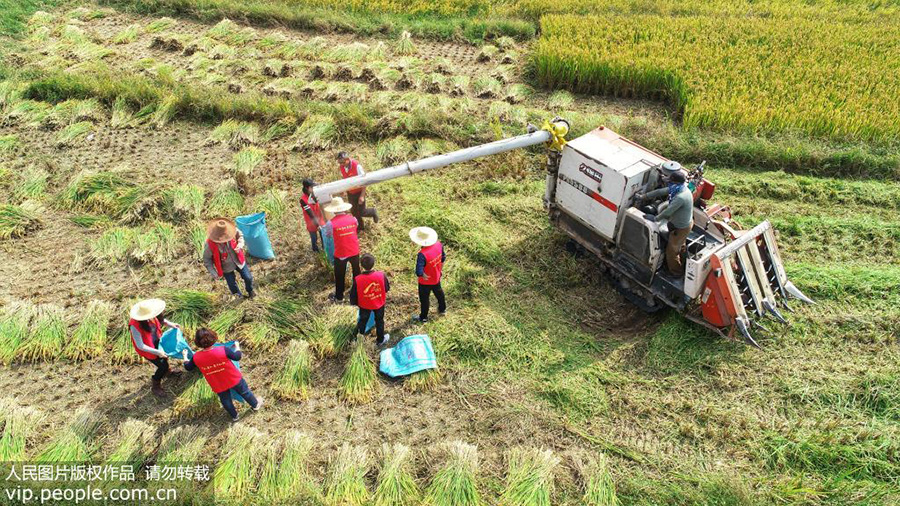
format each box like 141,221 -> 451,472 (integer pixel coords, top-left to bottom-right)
784,281 -> 815,304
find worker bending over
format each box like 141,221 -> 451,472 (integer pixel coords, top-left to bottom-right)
410,227 -> 446,323
325,197 -> 361,302
639,165 -> 694,276
337,151 -> 378,230
128,299 -> 182,397
349,253 -> 391,346
182,328 -> 262,422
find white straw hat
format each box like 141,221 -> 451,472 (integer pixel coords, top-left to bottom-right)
130,299 -> 166,321
324,196 -> 353,214
409,226 -> 438,247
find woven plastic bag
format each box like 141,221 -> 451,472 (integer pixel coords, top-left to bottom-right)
236,212 -> 275,260
379,334 -> 437,378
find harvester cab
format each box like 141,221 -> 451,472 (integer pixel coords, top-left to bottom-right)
547,126 -> 814,345
311,120 -> 813,346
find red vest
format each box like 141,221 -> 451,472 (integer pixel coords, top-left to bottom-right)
419,242 -> 443,285
207,239 -> 246,277
191,346 -> 242,393
129,318 -> 161,361
339,159 -> 362,195
355,271 -> 387,310
331,214 -> 360,258
300,193 -> 324,233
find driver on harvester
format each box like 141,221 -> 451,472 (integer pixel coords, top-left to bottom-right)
637,162 -> 694,276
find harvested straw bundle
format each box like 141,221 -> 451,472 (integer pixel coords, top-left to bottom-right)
271,339 -> 312,401
374,443 -> 420,506
325,443 -> 370,506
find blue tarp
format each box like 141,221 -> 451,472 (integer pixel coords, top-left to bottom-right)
158,329 -> 246,403
236,212 -> 275,260
379,334 -> 437,378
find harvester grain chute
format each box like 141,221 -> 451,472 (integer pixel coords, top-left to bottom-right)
312,119 -> 814,346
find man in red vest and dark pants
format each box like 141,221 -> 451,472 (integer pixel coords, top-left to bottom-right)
324,197 -> 361,302
337,151 -> 378,231
300,178 -> 325,252
203,218 -> 255,299
410,227 -> 447,323
349,253 -> 391,346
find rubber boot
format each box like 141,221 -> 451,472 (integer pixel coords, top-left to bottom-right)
151,378 -> 165,398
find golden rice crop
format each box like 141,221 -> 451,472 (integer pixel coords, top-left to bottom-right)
534,11 -> 900,143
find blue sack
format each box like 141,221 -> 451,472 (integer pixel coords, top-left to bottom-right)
236,212 -> 275,260
358,309 -> 375,335
158,328 -> 193,359
320,223 -> 334,267
379,335 -> 437,378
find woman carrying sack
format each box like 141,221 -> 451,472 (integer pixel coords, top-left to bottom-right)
182,328 -> 263,422
129,299 -> 182,397
203,218 -> 256,300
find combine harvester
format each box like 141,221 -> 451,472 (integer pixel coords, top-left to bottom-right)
313,119 -> 814,346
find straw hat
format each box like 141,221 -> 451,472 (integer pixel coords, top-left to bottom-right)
409,226 -> 438,247
130,299 -> 166,321
323,197 -> 353,214
207,218 -> 237,243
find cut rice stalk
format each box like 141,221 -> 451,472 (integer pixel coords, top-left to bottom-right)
325,443 -> 370,506
0,404 -> 44,461
239,321 -> 279,351
374,443 -> 420,506
208,307 -> 245,336
36,408 -> 101,463
211,425 -> 264,498
376,136 -> 414,167
272,339 -> 312,401
171,377 -> 219,419
158,425 -> 208,464
403,369 -> 442,393
548,90 -> 574,110
110,97 -> 136,128
473,77 -> 502,99
258,431 -> 321,502
145,17 -> 175,33
109,320 -> 140,365
105,419 -> 155,468
476,45 -> 499,62
305,305 -> 355,358
90,227 -> 135,266
499,448 -> 560,506
264,298 -> 308,339
209,119 -> 259,150
291,114 -> 337,151
12,164 -> 49,203
152,95 -> 178,128
207,179 -> 244,218
575,453 -> 619,506
163,289 -> 216,336
56,121 -> 93,147
165,184 -> 204,222
112,24 -> 140,44
505,84 -> 534,105
234,146 -> 266,193
129,222 -> 179,265
0,134 -> 17,153
65,300 -> 112,361
395,31 -> 417,56
0,202 -> 42,240
253,189 -> 287,228
189,222 -> 206,260
18,304 -> 66,363
424,441 -> 482,506
339,341 -> 379,405
0,302 -> 35,365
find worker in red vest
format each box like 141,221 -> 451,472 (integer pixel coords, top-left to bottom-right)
409,227 -> 447,323
182,328 -> 262,422
349,253 -> 391,346
129,299 -> 182,397
336,151 -> 378,231
203,218 -> 255,299
323,197 -> 361,302
300,178 -> 325,252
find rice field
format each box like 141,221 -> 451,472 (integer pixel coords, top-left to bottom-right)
0,3 -> 898,506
